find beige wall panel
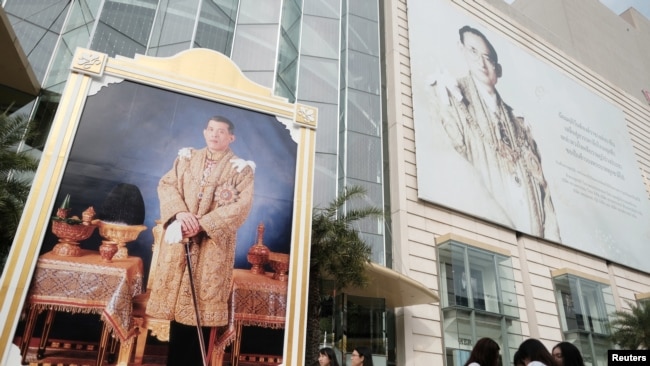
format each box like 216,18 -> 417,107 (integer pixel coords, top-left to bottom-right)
527,274 -> 554,291
515,295 -> 528,316
537,330 -> 563,348
405,188 -> 419,202
424,206 -> 454,226
412,352 -> 445,366
616,289 -> 640,308
523,248 -> 544,264
530,287 -> 557,305
409,242 -> 436,259
477,223 -> 512,242
408,254 -> 436,273
409,334 -> 442,354
407,226 -> 435,245
611,265 -> 650,285
387,0 -> 646,362
402,126 -> 415,141
411,318 -> 442,338
426,221 -> 453,239
402,137 -> 415,152
508,0 -> 650,103
537,312 -> 562,328
613,276 -> 648,292
411,333 -> 443,354
410,304 -> 440,321
575,253 -> 610,272
400,92 -> 413,108
403,150 -> 416,164
526,261 -> 554,277
406,213 -> 427,230
513,268 -> 523,284
546,249 -> 579,267
539,255 -> 563,270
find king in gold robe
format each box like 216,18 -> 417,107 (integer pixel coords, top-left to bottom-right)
147,146 -> 254,326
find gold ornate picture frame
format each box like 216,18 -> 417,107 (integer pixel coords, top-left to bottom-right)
0,47 -> 317,365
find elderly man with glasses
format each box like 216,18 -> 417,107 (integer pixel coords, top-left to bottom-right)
430,25 -> 561,242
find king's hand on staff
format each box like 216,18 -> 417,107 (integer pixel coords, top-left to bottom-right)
176,211 -> 203,238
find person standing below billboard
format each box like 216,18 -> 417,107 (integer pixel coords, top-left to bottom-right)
147,115 -> 255,365
430,25 -> 561,241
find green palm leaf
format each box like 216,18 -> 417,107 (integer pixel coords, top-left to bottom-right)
0,112 -> 40,270
609,301 -> 650,350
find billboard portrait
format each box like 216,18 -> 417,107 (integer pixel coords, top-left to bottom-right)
0,48 -> 317,365
408,0 -> 650,272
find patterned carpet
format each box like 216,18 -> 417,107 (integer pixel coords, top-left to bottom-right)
19,338 -> 282,366
21,338 -> 165,366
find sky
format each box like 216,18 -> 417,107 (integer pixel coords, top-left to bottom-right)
599,0 -> 650,19
503,0 -> 650,20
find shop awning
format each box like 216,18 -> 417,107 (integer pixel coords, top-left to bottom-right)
0,7 -> 40,112
342,262 -> 439,308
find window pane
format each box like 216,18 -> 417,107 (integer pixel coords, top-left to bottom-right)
348,13 -> 379,57
92,0 -> 157,58
304,0 -> 339,18
439,243 -> 468,308
231,24 -> 279,71
579,280 -> 610,335
554,274 -> 614,366
5,0 -> 73,82
238,0 -> 281,23
148,0 -> 198,57
297,57 -> 339,103
346,132 -> 381,182
498,256 -> 519,317
442,308 -> 473,350
467,248 -> 497,312
347,50 -> 380,94
194,0 -> 238,55
347,89 -> 381,136
301,15 -> 339,58
439,240 -> 522,366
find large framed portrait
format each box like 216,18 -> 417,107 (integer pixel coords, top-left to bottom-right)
0,48 -> 317,365
408,0 -> 650,273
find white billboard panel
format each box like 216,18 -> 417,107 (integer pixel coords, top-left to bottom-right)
408,0 -> 650,272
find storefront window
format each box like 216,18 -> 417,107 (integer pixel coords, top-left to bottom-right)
437,237 -> 522,366
553,271 -> 615,366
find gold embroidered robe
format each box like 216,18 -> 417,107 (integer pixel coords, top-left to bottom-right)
147,147 -> 254,326
434,76 -> 561,241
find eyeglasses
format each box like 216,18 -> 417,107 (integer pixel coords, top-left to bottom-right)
464,45 -> 497,68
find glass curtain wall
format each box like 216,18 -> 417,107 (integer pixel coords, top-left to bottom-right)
339,0 -> 384,264
6,0 -> 387,264
296,0 -> 342,209
438,240 -> 522,366
3,0 -> 239,149
147,0 -> 238,58
274,0 -> 302,103
3,0 -> 74,84
230,0 -> 281,88
553,274 -> 616,366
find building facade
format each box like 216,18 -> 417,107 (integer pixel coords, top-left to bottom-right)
386,0 -> 650,366
2,0 -> 650,365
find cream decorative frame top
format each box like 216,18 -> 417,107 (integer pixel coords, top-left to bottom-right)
0,47 -> 317,366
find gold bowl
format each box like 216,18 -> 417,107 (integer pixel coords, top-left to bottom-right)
94,220 -> 146,260
269,252 -> 289,281
51,220 -> 97,257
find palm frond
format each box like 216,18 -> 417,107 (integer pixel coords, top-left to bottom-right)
0,112 -> 40,270
609,301 -> 650,349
